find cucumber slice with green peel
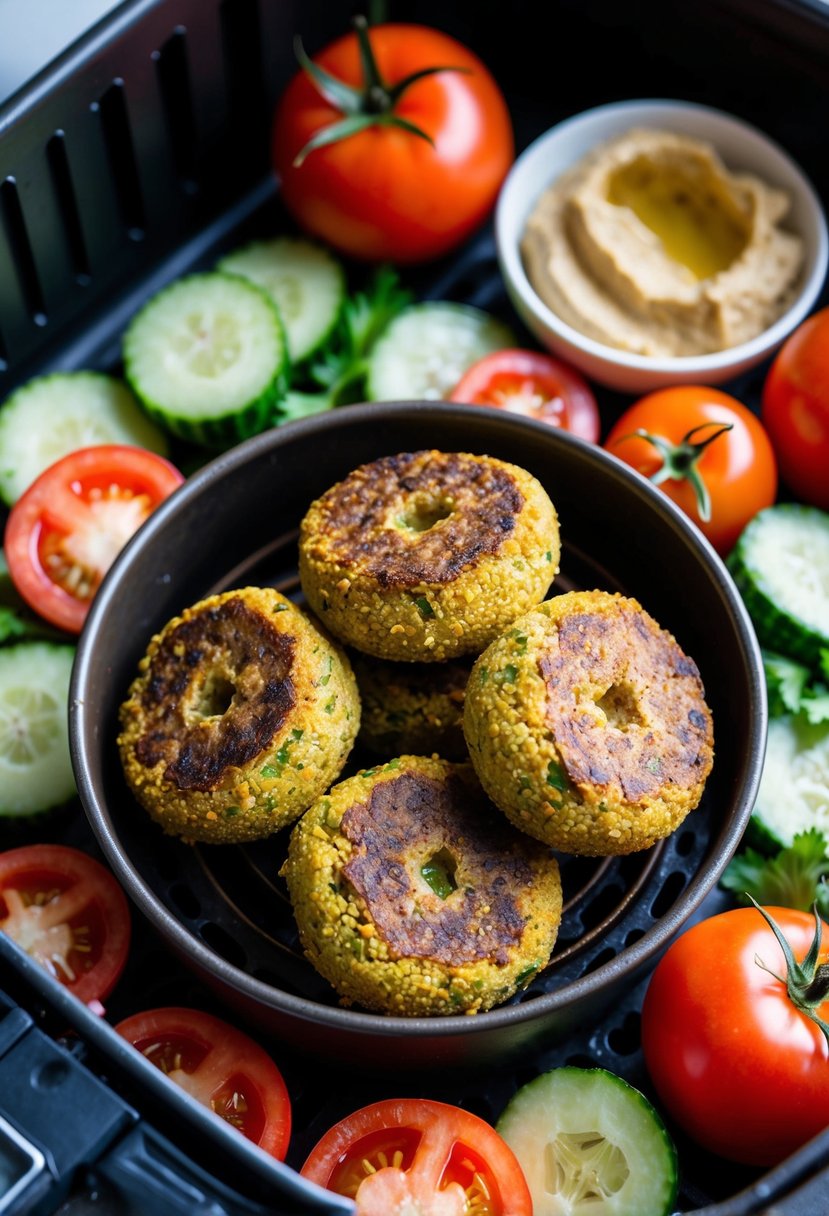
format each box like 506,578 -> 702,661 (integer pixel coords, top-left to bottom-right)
749,714 -> 829,851
729,504 -> 829,671
0,643 -> 76,817
497,1067 -> 678,1216
366,302 -> 514,401
217,237 -> 345,364
0,372 -> 169,505
123,272 -> 288,448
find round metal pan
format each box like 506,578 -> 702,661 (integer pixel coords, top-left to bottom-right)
70,402 -> 766,1067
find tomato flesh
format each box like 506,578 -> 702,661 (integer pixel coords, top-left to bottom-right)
115,1007 -> 291,1160
5,445 -> 184,633
0,844 -> 130,1005
449,349 -> 601,442
302,1098 -> 530,1216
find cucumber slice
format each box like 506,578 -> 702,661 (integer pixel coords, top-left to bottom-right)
366,302 -> 514,401
217,237 -> 345,364
0,372 -> 169,506
749,714 -> 829,851
0,643 -> 76,817
497,1067 -> 678,1216
729,504 -> 829,671
123,272 -> 288,447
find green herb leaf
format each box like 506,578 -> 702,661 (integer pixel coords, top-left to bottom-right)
721,829 -> 829,912
415,596 -> 435,619
546,759 -> 569,792
495,664 -> 518,684
763,651 -> 811,716
421,854 -> 457,900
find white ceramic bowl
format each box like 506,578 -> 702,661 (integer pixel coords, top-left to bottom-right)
496,99 -> 828,394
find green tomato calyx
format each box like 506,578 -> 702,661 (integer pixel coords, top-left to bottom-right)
613,421 -> 733,522
292,16 -> 469,167
749,895 -> 829,1047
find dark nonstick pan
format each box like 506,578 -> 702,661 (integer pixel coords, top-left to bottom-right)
70,401 -> 766,1068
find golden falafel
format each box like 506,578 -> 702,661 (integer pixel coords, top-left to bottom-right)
463,590 -> 714,856
118,586 -> 360,844
281,755 -> 562,1016
298,450 -> 560,662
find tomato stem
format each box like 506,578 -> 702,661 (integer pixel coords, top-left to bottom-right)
613,422 -> 733,523
292,15 -> 469,166
748,896 -> 829,1047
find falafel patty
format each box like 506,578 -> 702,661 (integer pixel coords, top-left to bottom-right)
352,654 -> 470,761
298,450 -> 560,662
282,755 -> 562,1016
463,590 -> 714,856
118,587 -> 360,844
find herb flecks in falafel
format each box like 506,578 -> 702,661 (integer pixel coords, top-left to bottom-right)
299,451 -> 560,661
464,590 -> 714,855
118,587 -> 360,844
282,755 -> 562,1015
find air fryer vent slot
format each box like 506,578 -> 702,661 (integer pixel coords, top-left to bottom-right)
154,29 -> 199,190
1,177 -> 46,326
47,132 -> 91,283
220,0 -> 268,148
96,81 -> 146,239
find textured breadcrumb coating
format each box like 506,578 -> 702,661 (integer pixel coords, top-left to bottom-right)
281,755 -> 562,1016
118,586 -> 360,844
298,450 -> 560,661
463,590 -> 714,856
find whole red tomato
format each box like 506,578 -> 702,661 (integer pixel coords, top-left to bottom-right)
762,307 -> 829,510
641,905 -> 829,1167
603,386 -> 777,555
272,20 -> 513,263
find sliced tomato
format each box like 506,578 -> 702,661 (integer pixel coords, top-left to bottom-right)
4,444 -> 184,634
301,1098 -> 532,1216
448,349 -> 601,441
0,843 -> 130,1005
115,1007 -> 292,1160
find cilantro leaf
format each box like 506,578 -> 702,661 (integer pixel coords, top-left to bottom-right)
721,828 -> 829,912
308,265 -> 412,405
763,650 -> 810,716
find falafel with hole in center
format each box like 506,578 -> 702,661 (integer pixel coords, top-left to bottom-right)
118,586 -> 360,844
298,450 -> 560,662
282,755 -> 562,1016
463,590 -> 714,855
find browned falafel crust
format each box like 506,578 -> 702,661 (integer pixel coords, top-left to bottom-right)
463,590 -> 714,855
299,450 -> 560,661
118,587 -> 360,844
352,653 -> 470,760
283,756 -> 562,1015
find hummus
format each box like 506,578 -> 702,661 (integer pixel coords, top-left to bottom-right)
521,128 -> 804,357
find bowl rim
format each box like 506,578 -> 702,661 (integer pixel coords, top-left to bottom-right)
71,401 -> 768,1040
496,97 -> 829,375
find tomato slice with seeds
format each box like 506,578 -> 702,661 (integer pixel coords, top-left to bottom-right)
448,349 -> 601,442
0,844 -> 130,1005
4,444 -> 184,634
301,1098 -> 531,1216
114,1007 -> 292,1160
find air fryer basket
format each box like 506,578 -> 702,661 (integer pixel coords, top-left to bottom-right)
1,0 -> 828,1212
